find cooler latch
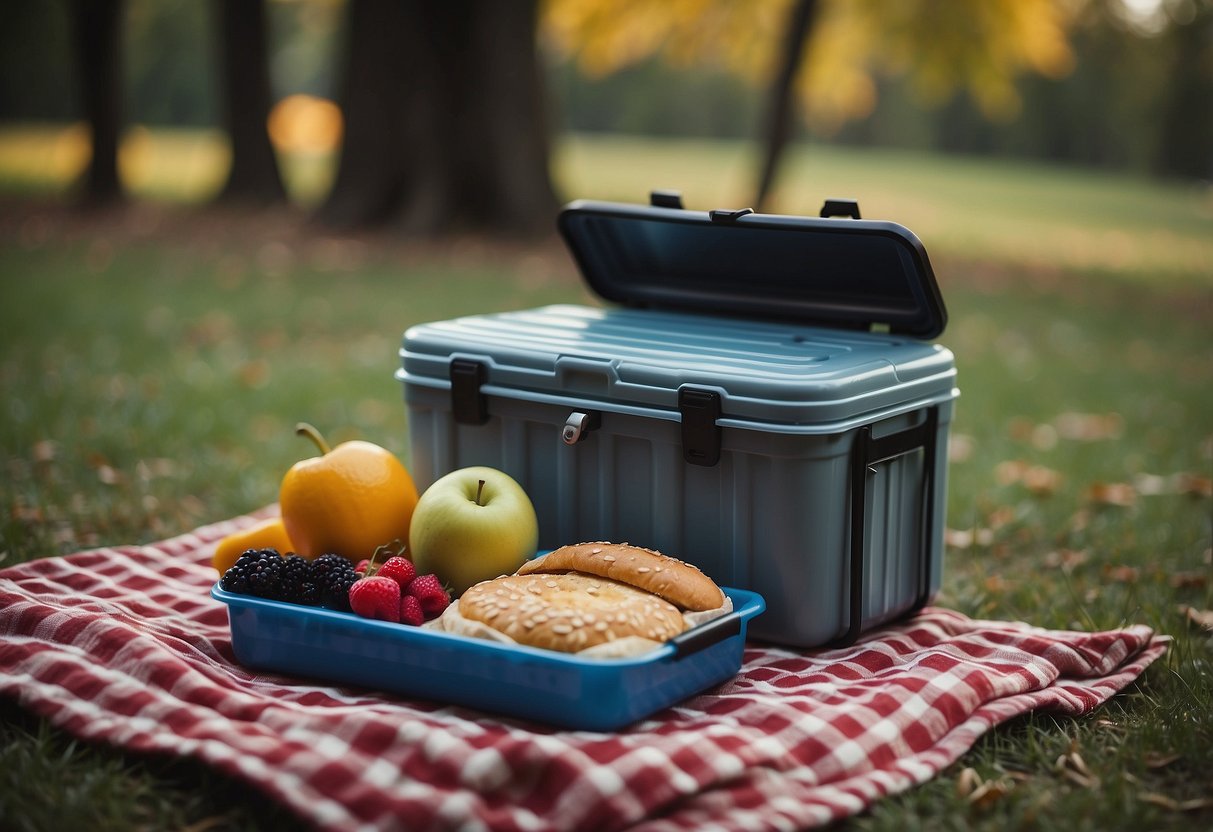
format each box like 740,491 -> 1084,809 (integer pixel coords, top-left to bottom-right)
709,208 -> 754,223
679,388 -> 722,467
449,358 -> 488,425
650,190 -> 684,209
820,199 -> 861,219
562,410 -> 601,445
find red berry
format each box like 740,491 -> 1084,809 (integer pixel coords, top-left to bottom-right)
407,573 -> 450,619
399,594 -> 424,627
355,559 -> 371,574
349,576 -> 401,622
377,555 -> 417,590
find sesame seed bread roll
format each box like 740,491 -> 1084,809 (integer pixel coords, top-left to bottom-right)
454,573 -> 686,653
517,542 -> 725,612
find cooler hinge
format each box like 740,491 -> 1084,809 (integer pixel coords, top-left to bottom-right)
679,388 -> 722,467
449,358 -> 489,425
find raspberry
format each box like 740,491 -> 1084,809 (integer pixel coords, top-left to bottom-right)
349,576 -> 401,622
376,556 -> 416,589
406,573 -> 451,619
355,559 -> 371,574
398,594 -> 424,627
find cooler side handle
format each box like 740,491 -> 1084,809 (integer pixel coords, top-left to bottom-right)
837,405 -> 940,646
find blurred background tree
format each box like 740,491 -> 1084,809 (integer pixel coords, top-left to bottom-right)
315,0 -> 557,234
214,0 -> 287,205
0,0 -> 1208,229
545,0 -> 1080,209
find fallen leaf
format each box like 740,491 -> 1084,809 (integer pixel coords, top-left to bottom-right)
968,778 -> 1013,809
948,434 -> 975,463
1054,411 -> 1123,441
1068,508 -> 1092,532
10,502 -> 43,523
1044,549 -> 1090,573
1175,473 -> 1213,499
1086,481 -> 1137,507
1140,793 -> 1213,812
239,359 -> 270,389
32,440 -> 57,463
983,575 -> 1011,594
1143,752 -> 1181,769
955,768 -> 1015,808
136,458 -> 179,482
1181,606 -> 1213,630
1133,472 -> 1213,498
955,767 -> 981,798
986,506 -> 1016,529
1054,750 -> 1100,789
1169,571 -> 1208,590
1104,564 -> 1141,584
1031,423 -> 1058,450
996,460 -> 1062,496
945,528 -> 995,549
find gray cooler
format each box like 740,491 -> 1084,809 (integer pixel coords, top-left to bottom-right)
398,194 -> 958,648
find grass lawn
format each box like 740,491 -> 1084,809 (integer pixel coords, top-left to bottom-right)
0,126 -> 1211,829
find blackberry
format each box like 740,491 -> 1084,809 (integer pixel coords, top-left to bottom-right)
311,553 -> 360,611
278,554 -> 321,606
221,548 -> 283,597
322,568 -> 360,611
310,553 -> 353,583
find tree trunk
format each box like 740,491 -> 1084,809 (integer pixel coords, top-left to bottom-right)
313,0 -> 411,228
70,0 -> 124,205
1152,4 -> 1213,180
214,0 -> 286,204
753,0 -> 818,213
316,0 -> 557,236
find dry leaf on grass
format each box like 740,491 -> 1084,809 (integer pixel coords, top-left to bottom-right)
1043,549 -> 1090,573
1175,472 -> 1213,499
1104,564 -> 1141,584
945,527 -> 994,549
1054,411 -> 1123,441
948,433 -> 975,463
1054,750 -> 1100,789
1180,606 -> 1213,630
1085,481 -> 1137,507
955,767 -> 1015,809
32,439 -> 58,463
1169,571 -> 1208,590
1133,472 -> 1213,498
1140,793 -> 1213,813
996,460 -> 1063,496
1143,752 -> 1181,769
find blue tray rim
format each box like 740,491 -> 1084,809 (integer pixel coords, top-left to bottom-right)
211,582 -> 765,668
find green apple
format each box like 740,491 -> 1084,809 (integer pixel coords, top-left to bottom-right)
408,466 -> 539,595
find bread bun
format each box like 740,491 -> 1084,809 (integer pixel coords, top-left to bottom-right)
517,542 -> 725,612
453,572 -> 686,653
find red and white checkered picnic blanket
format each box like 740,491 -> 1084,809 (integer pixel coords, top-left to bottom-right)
1,509 -> 1167,831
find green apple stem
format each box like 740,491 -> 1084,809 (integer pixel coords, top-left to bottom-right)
295,422 -> 332,455
474,479 -> 486,506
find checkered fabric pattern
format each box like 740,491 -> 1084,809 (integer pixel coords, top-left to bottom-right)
0,509 -> 1166,832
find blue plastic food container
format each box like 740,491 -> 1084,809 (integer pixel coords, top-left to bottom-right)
212,583 -> 765,731
399,194 -> 958,648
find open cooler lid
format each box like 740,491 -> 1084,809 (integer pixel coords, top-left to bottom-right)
558,195 -> 947,339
